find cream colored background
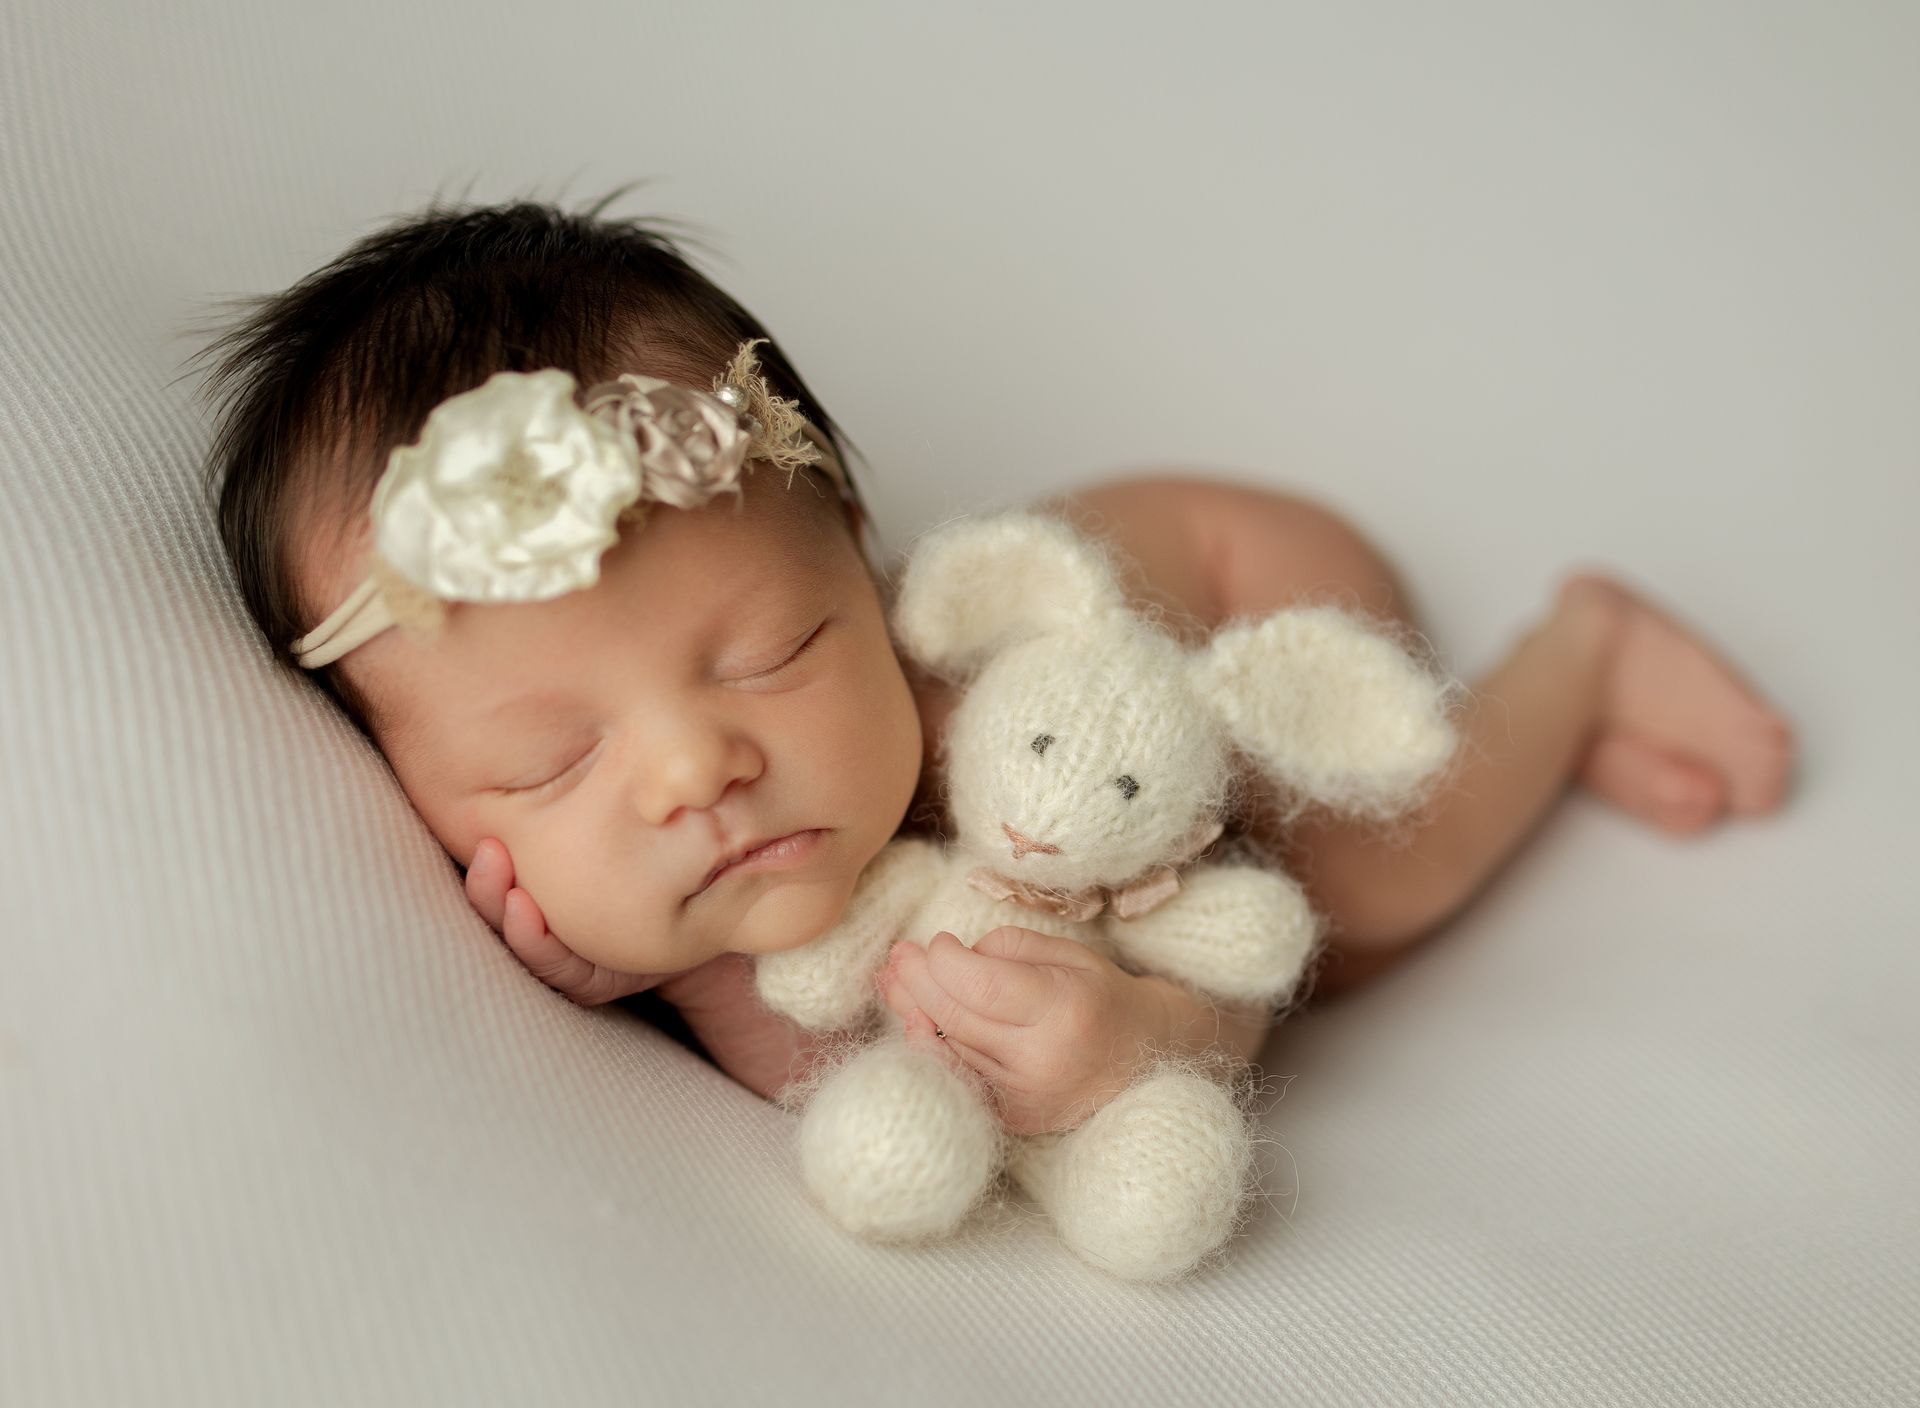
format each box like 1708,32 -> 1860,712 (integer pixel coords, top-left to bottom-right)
2,1 -> 1915,1403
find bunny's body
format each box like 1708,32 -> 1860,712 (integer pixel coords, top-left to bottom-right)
756,510 -> 1464,1280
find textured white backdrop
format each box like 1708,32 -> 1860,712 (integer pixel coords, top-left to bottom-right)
2,1 -> 1915,1404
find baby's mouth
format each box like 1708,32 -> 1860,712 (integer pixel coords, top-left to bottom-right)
689,828 -> 825,898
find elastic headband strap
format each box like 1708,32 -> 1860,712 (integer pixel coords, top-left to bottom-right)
290,575 -> 395,669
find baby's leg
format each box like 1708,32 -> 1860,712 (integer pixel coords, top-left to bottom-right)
1219,495 -> 1797,1000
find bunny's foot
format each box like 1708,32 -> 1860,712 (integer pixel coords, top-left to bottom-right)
1009,1067 -> 1254,1281
798,1038 -> 1003,1242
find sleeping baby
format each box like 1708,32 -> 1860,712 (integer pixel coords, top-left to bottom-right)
193,191 -> 1797,1142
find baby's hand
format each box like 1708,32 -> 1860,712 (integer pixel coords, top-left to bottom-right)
879,927 -> 1176,1136
464,837 -> 660,1007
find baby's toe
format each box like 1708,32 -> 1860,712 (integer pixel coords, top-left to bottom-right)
1579,730 -> 1729,835
1581,576 -> 1796,821
1725,713 -> 1797,814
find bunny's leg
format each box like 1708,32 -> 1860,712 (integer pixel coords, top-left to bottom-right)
797,1030 -> 1004,1242
1008,1066 -> 1255,1281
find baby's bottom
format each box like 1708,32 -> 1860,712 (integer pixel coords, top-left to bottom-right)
1222,491 -> 1797,1001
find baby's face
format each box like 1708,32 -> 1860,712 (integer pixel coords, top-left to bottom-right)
310,468 -> 923,981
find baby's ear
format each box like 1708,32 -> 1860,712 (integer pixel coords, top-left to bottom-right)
1188,604 -> 1463,820
892,510 -> 1131,677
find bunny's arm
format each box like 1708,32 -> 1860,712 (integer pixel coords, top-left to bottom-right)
1103,863 -> 1323,1009
752,835 -> 946,1032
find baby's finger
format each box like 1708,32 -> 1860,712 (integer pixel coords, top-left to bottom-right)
931,1026 -> 1015,1089
502,885 -> 550,952
884,979 -> 1019,1105
879,964 -> 919,1025
499,887 -> 596,998
969,924 -> 1104,973
887,941 -> 1005,1055
899,1008 -> 1007,1088
464,838 -> 513,932
923,931 -> 1054,1026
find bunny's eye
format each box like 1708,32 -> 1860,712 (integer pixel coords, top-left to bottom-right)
1031,733 -> 1055,755
1115,774 -> 1139,801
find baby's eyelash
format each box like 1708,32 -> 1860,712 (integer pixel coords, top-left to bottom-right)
748,619 -> 829,680
504,745 -> 596,798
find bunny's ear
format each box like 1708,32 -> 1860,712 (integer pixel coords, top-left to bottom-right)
891,510 -> 1131,677
1188,604 -> 1464,819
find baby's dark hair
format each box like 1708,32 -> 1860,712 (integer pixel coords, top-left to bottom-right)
186,184 -> 861,745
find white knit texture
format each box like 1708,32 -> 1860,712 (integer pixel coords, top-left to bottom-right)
1190,606 -> 1465,823
1008,1068 -> 1254,1282
760,510 -> 1461,1281
798,1039 -> 1005,1241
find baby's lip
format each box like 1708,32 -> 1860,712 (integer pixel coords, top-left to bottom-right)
689,828 -> 810,898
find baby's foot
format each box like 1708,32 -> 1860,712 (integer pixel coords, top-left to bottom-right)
1560,573 -> 1796,834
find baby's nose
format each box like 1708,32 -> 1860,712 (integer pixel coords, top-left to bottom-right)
1002,822 -> 1062,859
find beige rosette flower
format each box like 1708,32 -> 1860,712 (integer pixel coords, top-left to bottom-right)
582,373 -> 758,514
371,368 -> 644,611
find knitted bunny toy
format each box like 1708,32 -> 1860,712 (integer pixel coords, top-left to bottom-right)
755,509 -> 1463,1280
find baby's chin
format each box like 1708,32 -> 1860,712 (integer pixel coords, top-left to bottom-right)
556,868 -> 861,980
724,872 -> 864,959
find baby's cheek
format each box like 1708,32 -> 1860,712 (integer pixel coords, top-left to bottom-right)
516,836 -> 672,974
819,655 -> 923,839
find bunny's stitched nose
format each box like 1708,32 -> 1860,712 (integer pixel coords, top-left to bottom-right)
1003,822 -> 1062,860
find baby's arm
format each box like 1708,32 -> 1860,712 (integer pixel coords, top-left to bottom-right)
655,955 -> 835,1101
1143,973 -> 1272,1065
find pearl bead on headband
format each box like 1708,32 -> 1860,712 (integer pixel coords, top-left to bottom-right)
289,338 -> 866,669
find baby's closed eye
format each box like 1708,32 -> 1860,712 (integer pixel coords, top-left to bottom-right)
498,740 -> 605,798
737,616 -> 830,682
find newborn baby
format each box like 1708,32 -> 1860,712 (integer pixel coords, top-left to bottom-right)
196,193 -> 1798,1135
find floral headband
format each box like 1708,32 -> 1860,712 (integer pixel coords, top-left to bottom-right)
289,338 -> 867,669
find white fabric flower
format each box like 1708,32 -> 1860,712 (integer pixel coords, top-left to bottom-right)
372,369 -> 643,604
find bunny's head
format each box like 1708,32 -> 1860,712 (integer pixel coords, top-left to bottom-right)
893,511 -> 1463,894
